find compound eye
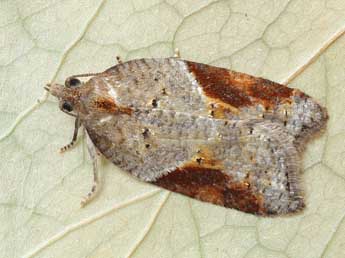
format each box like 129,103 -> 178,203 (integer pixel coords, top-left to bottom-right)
62,101 -> 73,112
65,77 -> 81,87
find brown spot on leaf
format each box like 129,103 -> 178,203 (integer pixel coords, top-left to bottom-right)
154,165 -> 266,215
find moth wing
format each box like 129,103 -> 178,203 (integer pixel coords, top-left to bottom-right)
84,105 -> 304,216
98,58 -> 211,116
99,58 -> 327,141
100,58 -> 294,114
152,121 -> 305,216
185,61 -> 328,140
185,61 -> 295,110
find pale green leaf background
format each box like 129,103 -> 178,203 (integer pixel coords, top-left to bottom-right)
1,0 -> 345,258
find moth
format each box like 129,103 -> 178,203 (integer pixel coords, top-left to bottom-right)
45,53 -> 328,216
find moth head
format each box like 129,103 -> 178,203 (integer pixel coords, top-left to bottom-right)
45,76 -> 84,116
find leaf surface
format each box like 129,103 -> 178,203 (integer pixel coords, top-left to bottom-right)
1,1 -> 345,258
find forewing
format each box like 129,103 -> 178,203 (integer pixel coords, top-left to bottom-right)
99,58 -> 327,140
84,107 -> 304,216
152,120 -> 304,216
100,58 -> 210,116
185,60 -> 328,142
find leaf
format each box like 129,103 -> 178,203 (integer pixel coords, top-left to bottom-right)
1,0 -> 345,258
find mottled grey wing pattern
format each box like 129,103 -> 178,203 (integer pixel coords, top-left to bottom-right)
102,58 -> 210,116
80,58 -> 327,215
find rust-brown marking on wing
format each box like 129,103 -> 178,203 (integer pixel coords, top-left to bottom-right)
93,97 -> 132,115
187,62 -> 252,108
153,165 -> 266,215
190,146 -> 224,169
186,61 -> 294,111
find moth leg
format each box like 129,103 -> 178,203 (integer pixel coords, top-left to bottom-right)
80,130 -> 101,207
116,56 -> 123,64
173,48 -> 181,58
60,117 -> 81,153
